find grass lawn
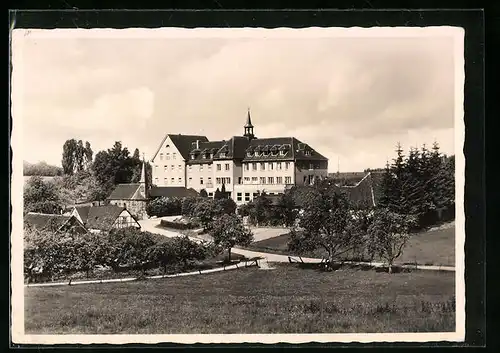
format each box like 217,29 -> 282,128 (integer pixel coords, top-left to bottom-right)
25,263 -> 455,334
247,225 -> 455,267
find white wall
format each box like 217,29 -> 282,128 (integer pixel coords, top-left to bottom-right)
151,136 -> 186,187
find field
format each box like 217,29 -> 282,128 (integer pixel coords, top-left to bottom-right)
247,225 -> 455,267
25,263 -> 455,334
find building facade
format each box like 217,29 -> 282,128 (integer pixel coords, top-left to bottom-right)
70,205 -> 141,233
150,110 -> 329,205
107,160 -> 149,220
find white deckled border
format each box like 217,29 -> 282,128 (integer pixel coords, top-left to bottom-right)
10,26 -> 466,345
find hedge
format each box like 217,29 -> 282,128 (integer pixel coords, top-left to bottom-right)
159,219 -> 197,230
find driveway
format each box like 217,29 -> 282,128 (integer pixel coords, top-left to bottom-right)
249,227 -> 289,242
138,218 -> 455,271
138,218 -> 183,238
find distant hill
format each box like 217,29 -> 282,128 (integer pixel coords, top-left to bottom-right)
23,161 -> 63,177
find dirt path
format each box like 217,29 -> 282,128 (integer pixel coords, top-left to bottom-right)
139,219 -> 455,272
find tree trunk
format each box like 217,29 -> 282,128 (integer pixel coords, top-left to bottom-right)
388,260 -> 393,274
228,248 -> 232,263
327,251 -> 334,271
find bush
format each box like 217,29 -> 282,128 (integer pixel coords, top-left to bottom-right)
146,197 -> 182,217
181,197 -> 200,216
24,225 -> 213,283
159,219 -> 197,230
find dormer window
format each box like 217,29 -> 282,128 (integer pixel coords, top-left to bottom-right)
210,153 -> 214,159
247,151 -> 253,157
190,154 -> 195,160
254,151 -> 259,157
279,150 -> 285,156
220,152 -> 226,158
305,150 -> 311,156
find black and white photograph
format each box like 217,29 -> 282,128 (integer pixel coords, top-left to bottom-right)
11,26 -> 465,344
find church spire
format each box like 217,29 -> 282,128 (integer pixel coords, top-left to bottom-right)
140,154 -> 146,184
244,107 -> 255,139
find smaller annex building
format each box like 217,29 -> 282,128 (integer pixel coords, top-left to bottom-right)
70,205 -> 141,233
24,212 -> 87,234
107,160 -> 149,220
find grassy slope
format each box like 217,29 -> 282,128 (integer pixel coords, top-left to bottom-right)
25,264 -> 455,334
248,226 -> 455,267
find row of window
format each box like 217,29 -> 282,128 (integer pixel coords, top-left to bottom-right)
235,191 -> 283,202
241,176 -> 292,185
154,164 -> 183,171
159,152 -> 177,161
244,161 -> 291,171
246,150 -> 288,158
187,177 -> 213,186
155,162 -> 320,172
186,163 -> 231,172
190,152 -> 227,160
154,177 -> 183,185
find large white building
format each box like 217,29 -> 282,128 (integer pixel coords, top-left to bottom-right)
150,110 -> 329,205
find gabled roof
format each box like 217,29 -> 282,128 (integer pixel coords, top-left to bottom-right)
151,134 -> 208,162
328,172 -> 368,186
74,205 -> 130,231
24,213 -> 85,232
107,183 -> 147,201
290,172 -> 383,208
242,137 -> 328,162
148,186 -> 199,198
213,136 -> 251,160
187,140 -> 226,164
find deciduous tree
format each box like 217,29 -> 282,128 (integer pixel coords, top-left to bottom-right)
288,180 -> 363,270
366,208 -> 416,273
209,213 -> 253,263
23,176 -> 63,214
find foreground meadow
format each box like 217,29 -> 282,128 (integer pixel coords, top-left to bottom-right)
25,264 -> 455,334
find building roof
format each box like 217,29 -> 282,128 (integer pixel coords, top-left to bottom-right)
74,205 -> 130,231
186,140 -> 226,164
148,186 -> 199,198
107,183 -> 147,201
213,136 -> 251,160
289,172 -> 384,208
24,213 -> 84,231
328,172 -> 368,186
153,113 -> 327,164
151,134 -> 209,162
244,109 -> 253,128
242,137 -> 328,162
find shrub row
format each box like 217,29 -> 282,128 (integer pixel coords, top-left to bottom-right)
146,197 -> 183,217
24,226 -> 218,283
159,219 -> 197,230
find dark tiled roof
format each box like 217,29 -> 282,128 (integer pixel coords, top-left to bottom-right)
290,172 -> 383,208
186,141 -> 225,164
152,134 -> 208,162
74,205 -> 130,231
241,137 -> 328,162
148,186 -> 199,198
24,213 -> 85,232
211,136 -> 251,161
329,172 -> 368,186
169,134 -> 209,160
107,183 -> 147,201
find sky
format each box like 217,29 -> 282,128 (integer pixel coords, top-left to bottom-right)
12,28 -> 461,172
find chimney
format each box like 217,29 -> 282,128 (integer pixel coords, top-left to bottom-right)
196,140 -> 200,150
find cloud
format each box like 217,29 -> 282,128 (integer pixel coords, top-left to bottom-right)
12,30 -> 459,172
